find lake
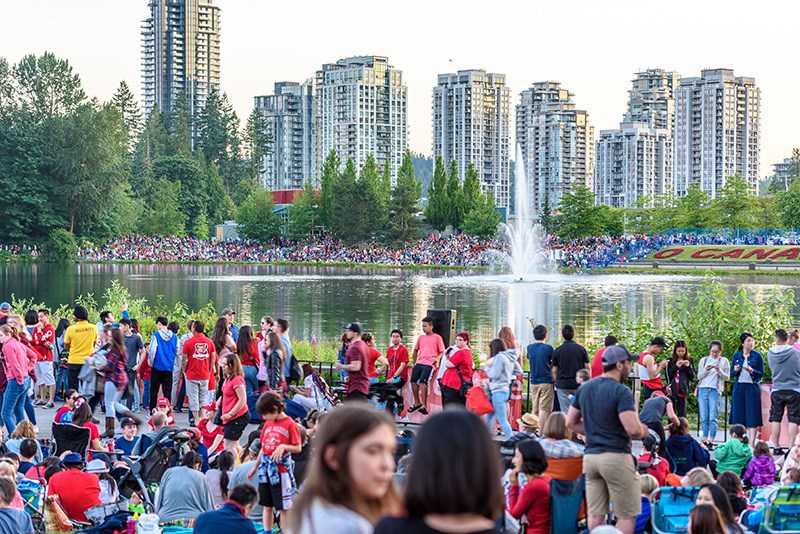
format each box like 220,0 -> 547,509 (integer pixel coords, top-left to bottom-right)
0,263 -> 797,351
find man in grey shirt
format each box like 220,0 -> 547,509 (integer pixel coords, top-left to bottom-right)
228,440 -> 263,521
767,329 -> 800,453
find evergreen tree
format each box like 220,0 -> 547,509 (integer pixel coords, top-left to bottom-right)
359,154 -> 385,231
244,107 -> 270,182
111,80 -> 142,153
165,92 -> 192,156
462,163 -> 482,216
191,211 -> 210,239
288,180 -> 318,238
318,150 -> 340,227
779,179 -> 800,228
445,160 -> 464,231
207,162 -> 235,224
378,159 -> 392,213
387,151 -> 422,243
131,108 -> 168,187
462,191 -> 501,238
235,188 -> 280,240
540,196 -> 555,234
424,155 -> 449,231
331,159 -> 365,243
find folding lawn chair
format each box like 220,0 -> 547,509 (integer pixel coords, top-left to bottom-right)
18,478 -> 45,532
761,484 -> 800,533
650,486 -> 700,534
550,474 -> 586,534
50,423 -> 91,459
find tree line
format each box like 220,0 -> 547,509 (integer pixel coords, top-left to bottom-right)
551,170 -> 800,240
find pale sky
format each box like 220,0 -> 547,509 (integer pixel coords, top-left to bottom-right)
3,0 -> 797,177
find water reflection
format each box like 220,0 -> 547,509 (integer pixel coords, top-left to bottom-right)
0,263 -> 797,350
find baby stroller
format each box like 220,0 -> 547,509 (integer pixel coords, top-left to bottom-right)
651,486 -> 701,534
760,484 -> 800,533
118,426 -> 194,507
18,478 -> 45,532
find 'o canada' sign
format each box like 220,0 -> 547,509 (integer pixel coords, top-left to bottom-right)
650,246 -> 800,262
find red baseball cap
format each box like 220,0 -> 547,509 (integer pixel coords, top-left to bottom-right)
202,401 -> 217,411
157,398 -> 170,408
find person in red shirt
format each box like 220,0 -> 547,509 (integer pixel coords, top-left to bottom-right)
385,329 -> 410,415
440,332 -> 474,407
334,323 -> 370,402
31,309 -> 56,407
197,401 -> 225,456
47,453 -> 102,523
220,352 -> 249,457
591,335 -> 618,378
248,391 -> 301,530
508,439 -> 551,534
362,332 -> 388,384
182,320 -> 217,423
146,397 -> 176,429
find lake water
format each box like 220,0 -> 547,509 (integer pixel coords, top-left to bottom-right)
0,263 -> 797,351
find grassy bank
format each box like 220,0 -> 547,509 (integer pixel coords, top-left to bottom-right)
76,259 -> 481,271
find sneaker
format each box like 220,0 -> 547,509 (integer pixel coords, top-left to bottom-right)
44,402 -> 54,409
33,400 -> 43,407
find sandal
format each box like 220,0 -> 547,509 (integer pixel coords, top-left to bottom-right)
407,404 -> 421,413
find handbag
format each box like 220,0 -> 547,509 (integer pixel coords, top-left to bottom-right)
456,367 -> 473,398
44,494 -> 74,533
466,385 -> 494,416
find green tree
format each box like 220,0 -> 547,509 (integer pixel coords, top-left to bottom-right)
165,92 -> 192,156
556,185 -> 603,239
318,150 -> 340,227
359,153 -> 385,229
778,179 -> 800,228
387,151 -> 422,243
12,52 -> 86,121
0,58 -> 13,112
42,229 -> 77,262
151,155 -> 209,225
331,159 -> 366,243
236,188 -> 280,240
288,181 -> 318,238
462,191 -> 501,238
595,204 -> 624,236
243,107 -> 270,183
461,163 -> 482,216
751,196 -> 780,228
206,162 -> 235,224
445,160 -> 464,231
676,184 -> 712,229
139,178 -> 187,236
424,155 -> 449,231
191,211 -> 210,239
711,174 -> 755,229
378,160 -> 392,213
540,196 -> 555,234
111,80 -> 142,154
131,108 -> 169,187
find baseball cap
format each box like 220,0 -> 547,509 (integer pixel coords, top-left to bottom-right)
602,345 -> 636,365
344,322 -> 361,334
249,439 -> 262,455
157,397 -> 170,408
202,400 -> 217,411
86,459 -> 109,473
650,336 -> 669,348
62,452 -> 84,465
0,302 -> 9,311
120,417 -> 137,428
221,307 -> 234,316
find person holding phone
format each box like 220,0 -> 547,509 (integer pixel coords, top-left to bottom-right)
697,341 -> 730,450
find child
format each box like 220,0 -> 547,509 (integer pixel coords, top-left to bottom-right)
139,343 -> 152,411
743,441 -> 777,487
248,391 -> 301,530
714,424 -> 753,476
780,445 -> 800,484
147,397 -> 175,429
635,474 -> 658,534
576,368 -> 590,385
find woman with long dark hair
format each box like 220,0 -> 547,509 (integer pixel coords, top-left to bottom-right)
730,332 -> 764,445
483,338 -> 522,439
374,409 -> 503,534
666,340 -> 695,418
54,318 -> 72,399
101,328 -> 139,437
258,331 -> 285,393
205,450 -> 235,508
694,483 -> 744,533
290,405 -> 400,534
219,352 -> 248,457
236,325 -> 259,399
508,439 -> 551,534
71,398 -> 109,452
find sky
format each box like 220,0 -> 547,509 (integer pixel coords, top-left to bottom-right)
3,0 -> 797,177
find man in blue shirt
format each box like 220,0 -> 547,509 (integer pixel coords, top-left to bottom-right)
195,483 -> 258,534
526,324 -> 554,428
221,308 -> 240,342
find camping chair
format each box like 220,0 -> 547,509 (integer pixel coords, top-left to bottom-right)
650,486 -> 700,534
544,456 -> 586,523
761,484 -> 800,533
550,475 -> 586,534
50,423 -> 91,459
18,478 -> 45,532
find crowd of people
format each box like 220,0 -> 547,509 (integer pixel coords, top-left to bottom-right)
2,300 -> 800,533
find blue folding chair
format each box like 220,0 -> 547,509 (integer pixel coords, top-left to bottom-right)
550,474 -> 585,534
650,486 -> 700,534
762,484 -> 800,533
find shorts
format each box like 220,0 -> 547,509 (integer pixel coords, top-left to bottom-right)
223,412 -> 249,441
410,364 -> 433,385
530,383 -> 555,414
34,361 -> 55,386
770,390 -> 800,424
584,452 -> 641,519
185,379 -> 209,412
259,482 -> 288,510
346,390 -> 367,402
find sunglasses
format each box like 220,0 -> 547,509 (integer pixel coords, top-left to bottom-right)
69,395 -> 78,401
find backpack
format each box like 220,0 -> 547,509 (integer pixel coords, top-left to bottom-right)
288,354 -> 302,382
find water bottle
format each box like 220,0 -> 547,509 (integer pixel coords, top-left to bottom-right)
127,517 -> 136,534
